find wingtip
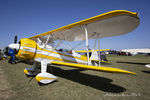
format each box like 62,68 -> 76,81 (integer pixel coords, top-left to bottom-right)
127,71 -> 136,75
121,70 -> 136,75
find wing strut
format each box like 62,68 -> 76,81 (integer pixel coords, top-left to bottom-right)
84,24 -> 90,65
44,34 -> 51,48
98,38 -> 101,66
89,38 -> 97,64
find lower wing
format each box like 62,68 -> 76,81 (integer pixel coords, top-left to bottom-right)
51,61 -> 136,75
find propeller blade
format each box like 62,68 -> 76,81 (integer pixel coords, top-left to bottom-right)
14,35 -> 17,43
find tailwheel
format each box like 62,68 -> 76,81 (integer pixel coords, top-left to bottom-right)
24,68 -> 38,77
35,72 -> 57,84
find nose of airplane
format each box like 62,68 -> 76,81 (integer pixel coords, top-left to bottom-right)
8,44 -> 20,50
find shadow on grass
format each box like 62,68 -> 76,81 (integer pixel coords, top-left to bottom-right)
117,61 -> 148,65
45,66 -> 126,93
141,70 -> 150,74
19,60 -> 34,65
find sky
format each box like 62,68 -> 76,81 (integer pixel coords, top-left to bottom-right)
0,0 -> 150,50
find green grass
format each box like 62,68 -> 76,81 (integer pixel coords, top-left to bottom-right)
0,55 -> 150,100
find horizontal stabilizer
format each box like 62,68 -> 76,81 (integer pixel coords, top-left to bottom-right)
51,61 -> 136,75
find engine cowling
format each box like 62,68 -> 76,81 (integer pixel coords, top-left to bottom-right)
16,38 -> 37,60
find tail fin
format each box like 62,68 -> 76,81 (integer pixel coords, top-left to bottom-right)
90,50 -> 99,61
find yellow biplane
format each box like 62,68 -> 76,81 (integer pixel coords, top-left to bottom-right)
8,10 -> 140,84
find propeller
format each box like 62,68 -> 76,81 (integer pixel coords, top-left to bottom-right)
9,35 -> 20,51
14,35 -> 17,43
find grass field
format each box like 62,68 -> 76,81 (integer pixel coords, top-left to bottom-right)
0,55 -> 150,100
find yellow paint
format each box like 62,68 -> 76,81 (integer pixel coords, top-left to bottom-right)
16,49 -> 35,60
24,69 -> 29,75
29,10 -> 139,39
16,38 -> 37,60
20,38 -> 37,48
36,46 -> 88,61
16,38 -> 110,64
34,53 -> 78,63
51,61 -> 136,75
16,38 -> 87,63
35,76 -> 56,82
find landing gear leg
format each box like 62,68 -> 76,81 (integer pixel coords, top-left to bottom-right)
35,60 -> 57,84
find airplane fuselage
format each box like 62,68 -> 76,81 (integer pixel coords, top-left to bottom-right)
16,38 -> 88,64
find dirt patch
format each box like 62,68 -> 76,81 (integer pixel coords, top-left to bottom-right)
0,67 -> 16,99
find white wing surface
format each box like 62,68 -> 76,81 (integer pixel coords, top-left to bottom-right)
29,10 -> 140,43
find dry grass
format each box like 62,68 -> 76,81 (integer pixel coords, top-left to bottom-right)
0,66 -> 16,99
0,55 -> 150,100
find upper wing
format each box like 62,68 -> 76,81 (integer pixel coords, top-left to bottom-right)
29,10 -> 140,43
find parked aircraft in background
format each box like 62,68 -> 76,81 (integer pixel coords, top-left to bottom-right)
121,48 -> 150,55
